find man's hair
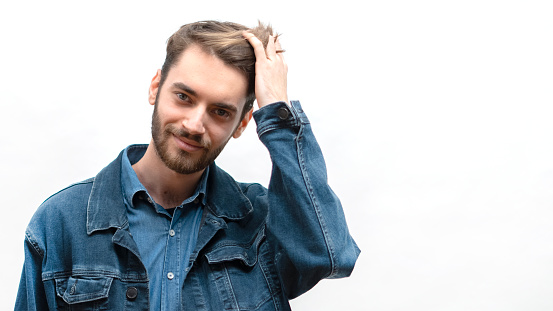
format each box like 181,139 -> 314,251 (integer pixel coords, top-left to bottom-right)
160,20 -> 275,117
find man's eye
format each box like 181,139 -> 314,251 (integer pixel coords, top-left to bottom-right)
177,93 -> 190,102
214,109 -> 229,117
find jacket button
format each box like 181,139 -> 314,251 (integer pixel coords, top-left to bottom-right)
126,287 -> 138,300
277,107 -> 290,120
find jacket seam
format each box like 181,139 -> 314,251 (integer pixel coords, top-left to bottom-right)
295,125 -> 337,278
41,178 -> 95,205
257,120 -> 297,137
42,270 -> 148,282
24,229 -> 44,258
203,223 -> 266,252
258,243 -> 282,311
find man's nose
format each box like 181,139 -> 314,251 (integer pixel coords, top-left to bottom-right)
182,107 -> 206,135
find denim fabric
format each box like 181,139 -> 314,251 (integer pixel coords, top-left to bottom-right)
16,101 -> 360,310
121,145 -> 206,311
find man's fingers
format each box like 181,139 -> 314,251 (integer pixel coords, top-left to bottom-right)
274,36 -> 285,55
243,31 -> 288,107
265,35 -> 277,59
243,32 -> 282,60
243,31 -> 268,60
274,38 -> 281,50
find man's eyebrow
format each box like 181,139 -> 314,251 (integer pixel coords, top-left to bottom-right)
172,82 -> 198,97
172,82 -> 239,113
213,102 -> 238,113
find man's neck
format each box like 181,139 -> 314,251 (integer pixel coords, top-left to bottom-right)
132,142 -> 204,209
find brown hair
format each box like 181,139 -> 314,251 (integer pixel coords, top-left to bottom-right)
160,20 -> 275,116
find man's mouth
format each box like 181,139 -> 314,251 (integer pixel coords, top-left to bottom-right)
172,134 -> 204,152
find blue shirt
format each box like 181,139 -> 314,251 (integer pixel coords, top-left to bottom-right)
121,145 -> 206,311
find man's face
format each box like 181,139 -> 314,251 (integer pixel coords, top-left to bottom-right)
148,44 -> 251,175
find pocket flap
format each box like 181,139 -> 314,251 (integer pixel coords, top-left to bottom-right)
55,276 -> 113,304
205,228 -> 265,267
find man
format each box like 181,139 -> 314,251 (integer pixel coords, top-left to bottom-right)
16,20 -> 360,310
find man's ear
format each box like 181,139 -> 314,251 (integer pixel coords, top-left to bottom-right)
148,69 -> 162,105
233,109 -> 253,139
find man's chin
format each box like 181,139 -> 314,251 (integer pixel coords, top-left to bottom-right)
163,155 -> 207,175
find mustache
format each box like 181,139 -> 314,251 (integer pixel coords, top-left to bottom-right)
168,125 -> 208,147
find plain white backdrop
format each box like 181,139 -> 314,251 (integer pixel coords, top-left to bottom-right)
2,0 -> 553,310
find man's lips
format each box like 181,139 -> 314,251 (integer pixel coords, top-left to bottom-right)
172,134 -> 204,152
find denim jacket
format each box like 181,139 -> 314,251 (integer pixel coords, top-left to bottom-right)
15,101 -> 360,311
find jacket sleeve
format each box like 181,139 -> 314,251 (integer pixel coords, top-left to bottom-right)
15,229 -> 49,311
253,100 -> 360,299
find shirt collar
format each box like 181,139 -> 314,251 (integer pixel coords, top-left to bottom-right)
87,147 -> 251,235
120,144 -> 209,208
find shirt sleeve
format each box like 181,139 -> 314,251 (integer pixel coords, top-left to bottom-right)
253,100 -> 361,299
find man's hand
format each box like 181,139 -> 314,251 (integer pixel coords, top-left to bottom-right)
243,31 -> 289,108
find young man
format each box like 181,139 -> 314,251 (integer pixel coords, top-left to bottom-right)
16,21 -> 360,310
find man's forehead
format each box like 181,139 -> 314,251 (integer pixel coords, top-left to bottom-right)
164,47 -> 249,108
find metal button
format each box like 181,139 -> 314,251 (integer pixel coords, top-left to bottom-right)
169,229 -> 175,237
167,272 -> 174,280
277,107 -> 290,120
126,287 -> 138,300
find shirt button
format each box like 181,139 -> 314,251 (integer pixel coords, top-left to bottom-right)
126,287 -> 138,300
167,272 -> 174,280
169,229 -> 175,237
193,198 -> 199,204
147,197 -> 153,204
277,107 -> 290,119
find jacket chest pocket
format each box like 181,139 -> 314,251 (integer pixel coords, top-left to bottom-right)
54,276 -> 113,310
205,229 -> 279,310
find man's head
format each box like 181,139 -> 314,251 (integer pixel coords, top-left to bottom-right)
160,20 -> 275,118
147,21 -> 276,175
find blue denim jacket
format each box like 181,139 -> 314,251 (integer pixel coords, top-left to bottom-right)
16,101 -> 360,310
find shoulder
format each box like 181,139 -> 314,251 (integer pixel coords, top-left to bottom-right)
26,178 -> 95,242
238,182 -> 267,197
235,182 -> 270,221
208,163 -> 268,201
38,178 -> 94,215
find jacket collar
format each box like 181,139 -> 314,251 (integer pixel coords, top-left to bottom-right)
204,163 -> 253,220
87,149 -> 128,235
87,148 -> 252,235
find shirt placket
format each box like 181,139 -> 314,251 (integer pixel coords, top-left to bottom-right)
162,206 -> 181,311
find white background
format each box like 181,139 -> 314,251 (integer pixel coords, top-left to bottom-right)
1,0 -> 553,310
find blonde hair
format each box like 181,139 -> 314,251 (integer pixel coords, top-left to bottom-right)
160,20 -> 276,115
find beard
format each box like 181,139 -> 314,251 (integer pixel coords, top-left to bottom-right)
151,103 -> 230,175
